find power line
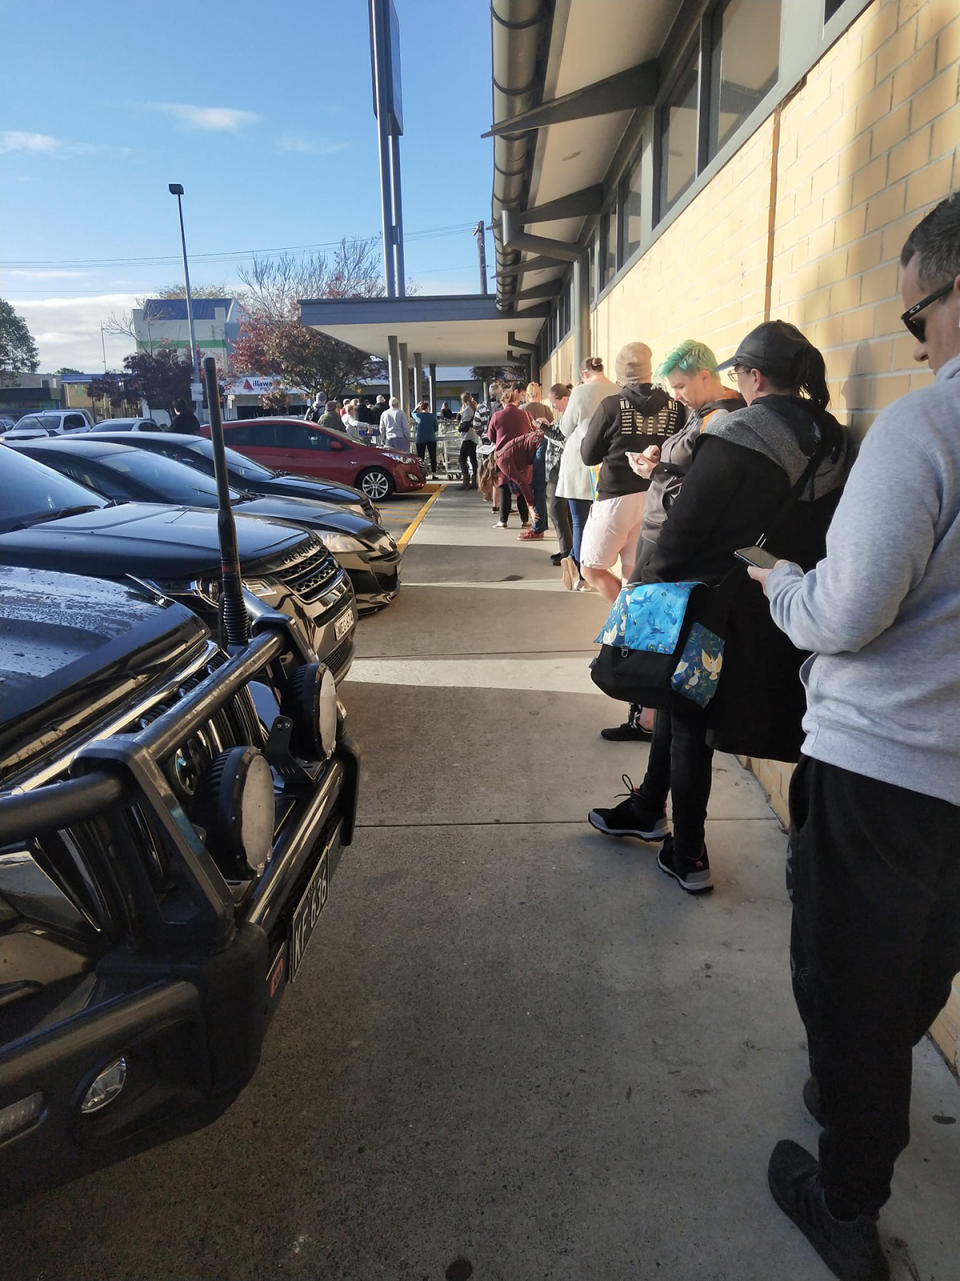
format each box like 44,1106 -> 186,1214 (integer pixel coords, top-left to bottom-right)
0,223 -> 478,269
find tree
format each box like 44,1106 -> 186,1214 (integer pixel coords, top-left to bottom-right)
232,312 -> 383,401
0,299 -> 40,380
120,347 -> 193,419
472,363 -> 529,386
55,366 -> 83,376
232,238 -> 387,398
86,373 -> 128,408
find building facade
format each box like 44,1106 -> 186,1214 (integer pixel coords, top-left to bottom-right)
491,0 -> 960,1064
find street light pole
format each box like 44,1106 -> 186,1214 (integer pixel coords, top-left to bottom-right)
168,183 -> 202,410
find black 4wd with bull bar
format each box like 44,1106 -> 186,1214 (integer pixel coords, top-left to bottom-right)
0,361 -> 359,1204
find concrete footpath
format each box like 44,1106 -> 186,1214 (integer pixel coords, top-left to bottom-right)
5,483 -> 958,1281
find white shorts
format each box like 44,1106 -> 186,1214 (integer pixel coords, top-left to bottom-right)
579,492 -> 647,576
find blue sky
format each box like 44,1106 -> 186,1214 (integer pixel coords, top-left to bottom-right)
1,0 -> 494,371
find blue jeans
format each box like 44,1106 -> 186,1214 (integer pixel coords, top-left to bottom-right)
567,497 -> 592,566
532,439 -> 548,533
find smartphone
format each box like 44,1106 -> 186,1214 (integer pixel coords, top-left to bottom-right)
734,544 -> 780,570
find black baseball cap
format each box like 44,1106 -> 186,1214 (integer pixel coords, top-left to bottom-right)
716,320 -> 813,372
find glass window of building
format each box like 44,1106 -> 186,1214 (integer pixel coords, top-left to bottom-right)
620,150 -> 643,262
659,47 -> 699,214
601,197 -> 619,287
707,0 -> 781,157
588,239 -> 597,308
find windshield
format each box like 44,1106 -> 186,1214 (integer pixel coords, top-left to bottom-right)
184,439 -> 277,482
89,449 -> 241,505
0,446 -> 108,533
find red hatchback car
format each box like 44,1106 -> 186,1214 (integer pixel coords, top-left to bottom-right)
208,417 -> 425,501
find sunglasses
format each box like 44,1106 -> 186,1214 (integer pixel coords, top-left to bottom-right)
901,280 -> 955,342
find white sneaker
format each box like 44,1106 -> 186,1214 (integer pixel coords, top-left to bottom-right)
493,521 -> 507,528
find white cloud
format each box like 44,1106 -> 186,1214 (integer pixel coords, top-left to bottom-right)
9,293 -> 140,373
276,134 -> 352,156
0,130 -> 97,155
151,102 -> 261,132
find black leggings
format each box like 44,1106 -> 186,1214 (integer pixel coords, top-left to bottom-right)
499,485 -> 529,525
459,438 -> 477,481
416,440 -> 437,472
636,707 -> 714,860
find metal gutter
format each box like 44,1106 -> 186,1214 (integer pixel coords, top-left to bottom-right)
490,0 -> 551,313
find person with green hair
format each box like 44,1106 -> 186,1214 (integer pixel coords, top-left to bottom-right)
596,339 -> 744,742
589,321 -> 852,897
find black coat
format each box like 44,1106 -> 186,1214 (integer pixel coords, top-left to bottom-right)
170,408 -> 201,435
643,405 -> 848,761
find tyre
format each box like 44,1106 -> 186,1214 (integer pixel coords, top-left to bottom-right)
357,467 -> 394,500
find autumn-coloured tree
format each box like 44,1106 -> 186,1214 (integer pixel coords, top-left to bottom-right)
86,373 -> 128,408
120,347 -> 193,419
232,239 -> 387,399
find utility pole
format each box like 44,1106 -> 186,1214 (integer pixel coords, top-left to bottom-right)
474,221 -> 489,296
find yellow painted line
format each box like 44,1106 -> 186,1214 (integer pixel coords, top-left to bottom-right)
396,486 -> 444,550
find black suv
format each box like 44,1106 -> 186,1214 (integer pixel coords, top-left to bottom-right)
0,445 -> 358,684
0,565 -> 359,1205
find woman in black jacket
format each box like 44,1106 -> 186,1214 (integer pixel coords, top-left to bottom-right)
588,321 -> 852,894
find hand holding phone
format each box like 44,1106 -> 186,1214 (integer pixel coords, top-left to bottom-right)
734,545 -> 781,570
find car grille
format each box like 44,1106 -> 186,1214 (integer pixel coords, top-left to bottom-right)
263,538 -> 344,606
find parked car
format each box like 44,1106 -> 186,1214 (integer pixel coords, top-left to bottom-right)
90,416 -> 161,432
85,430 -> 382,523
13,410 -> 95,434
0,445 -> 358,683
0,562 -> 358,1205
0,417 -> 17,432
14,438 -> 402,614
206,416 -> 425,501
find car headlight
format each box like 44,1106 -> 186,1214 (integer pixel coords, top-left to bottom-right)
321,533 -> 365,555
193,746 -> 275,877
281,663 -> 338,760
193,575 -> 221,604
383,451 -> 408,462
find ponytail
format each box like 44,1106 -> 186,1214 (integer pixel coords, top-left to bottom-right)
793,346 -> 830,411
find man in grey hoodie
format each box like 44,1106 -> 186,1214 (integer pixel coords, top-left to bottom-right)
751,193 -> 960,1281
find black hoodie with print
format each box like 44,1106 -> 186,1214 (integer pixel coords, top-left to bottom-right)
580,383 -> 685,500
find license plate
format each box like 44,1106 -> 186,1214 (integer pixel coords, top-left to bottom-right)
334,610 -> 352,641
289,852 -> 328,980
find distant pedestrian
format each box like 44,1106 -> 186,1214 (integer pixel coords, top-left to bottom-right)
488,387 -> 532,529
305,395 -> 324,423
459,393 -> 479,488
319,400 -> 342,432
555,356 -> 617,590
412,400 -> 439,476
170,398 -> 201,435
380,397 -> 410,452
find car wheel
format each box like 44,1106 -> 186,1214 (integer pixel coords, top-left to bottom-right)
357,467 -> 394,500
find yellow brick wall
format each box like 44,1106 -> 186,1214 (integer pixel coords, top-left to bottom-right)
587,0 -> 960,1066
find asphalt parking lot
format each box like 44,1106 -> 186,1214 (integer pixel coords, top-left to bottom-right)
5,482 -> 958,1281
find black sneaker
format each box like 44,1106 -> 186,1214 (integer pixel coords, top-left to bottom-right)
600,719 -> 653,741
587,774 -> 669,841
803,1076 -> 825,1126
768,1140 -> 889,1281
656,835 -> 713,894
549,551 -> 565,566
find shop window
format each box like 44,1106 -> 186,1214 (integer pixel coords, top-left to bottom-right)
620,150 -> 643,263
707,0 -> 781,157
601,197 -> 619,287
658,48 -> 699,214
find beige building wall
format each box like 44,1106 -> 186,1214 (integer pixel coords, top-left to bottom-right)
543,0 -> 960,1067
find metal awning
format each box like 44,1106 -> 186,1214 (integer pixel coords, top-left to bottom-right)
299,294 -> 548,366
